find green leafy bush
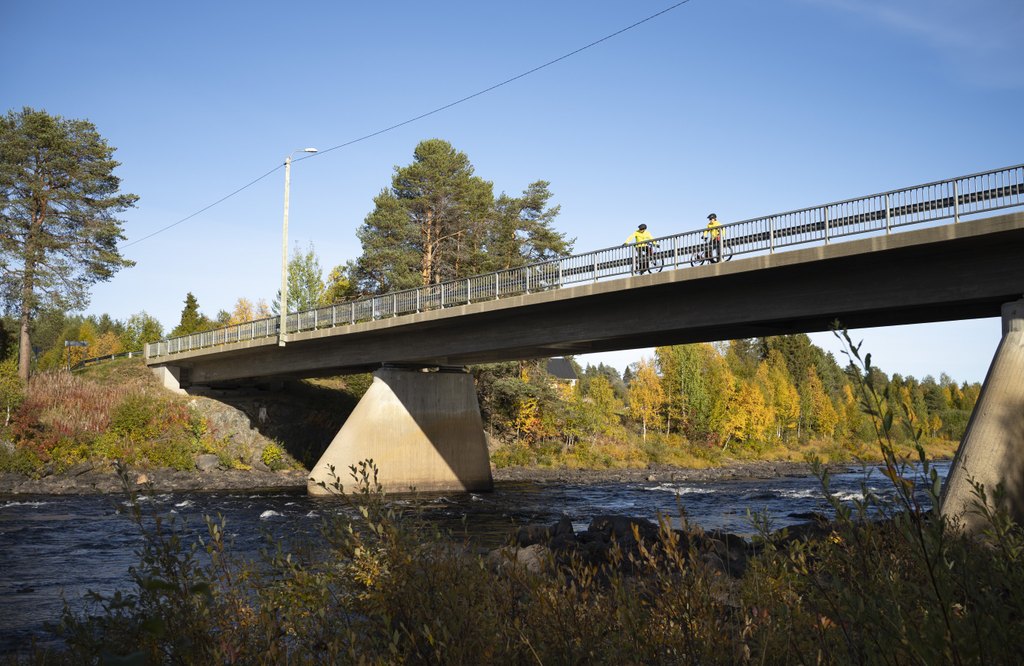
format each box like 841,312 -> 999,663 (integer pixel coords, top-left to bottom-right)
0,356 -> 25,431
490,442 -> 534,467
48,438 -> 93,473
260,442 -> 286,470
109,394 -> 158,440
144,436 -> 196,471
0,444 -> 40,475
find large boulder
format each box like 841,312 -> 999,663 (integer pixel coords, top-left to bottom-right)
195,454 -> 221,472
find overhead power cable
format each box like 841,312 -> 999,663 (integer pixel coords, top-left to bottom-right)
123,0 -> 695,249
305,0 -> 694,161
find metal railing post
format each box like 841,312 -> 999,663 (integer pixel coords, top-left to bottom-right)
769,217 -> 775,253
823,207 -> 830,244
954,180 -> 960,223
885,193 -> 891,233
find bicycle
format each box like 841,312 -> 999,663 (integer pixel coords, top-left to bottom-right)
633,243 -> 663,274
688,240 -> 733,266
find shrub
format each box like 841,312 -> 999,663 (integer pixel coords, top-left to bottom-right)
109,394 -> 158,441
0,356 -> 25,429
260,443 -> 286,470
490,442 -> 534,467
48,438 -> 93,473
0,444 -> 40,476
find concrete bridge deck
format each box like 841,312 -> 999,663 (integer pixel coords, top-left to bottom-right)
148,212 -> 1024,387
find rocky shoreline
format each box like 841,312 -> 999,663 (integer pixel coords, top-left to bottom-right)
0,466 -> 310,496
491,459 -> 828,485
0,459 -> 837,496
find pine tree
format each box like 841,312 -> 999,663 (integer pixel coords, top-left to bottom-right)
356,139 -> 493,292
483,181 -> 573,271
0,108 -> 138,378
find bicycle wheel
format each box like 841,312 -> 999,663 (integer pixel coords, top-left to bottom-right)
688,252 -> 705,267
649,252 -> 664,272
722,244 -> 734,262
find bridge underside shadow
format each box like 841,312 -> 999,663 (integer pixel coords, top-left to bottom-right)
307,366 -> 493,495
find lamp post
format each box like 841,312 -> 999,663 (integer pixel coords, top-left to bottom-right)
279,147 -> 318,345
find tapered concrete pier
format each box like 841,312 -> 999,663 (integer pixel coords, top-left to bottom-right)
307,366 -> 493,495
941,299 -> 1024,531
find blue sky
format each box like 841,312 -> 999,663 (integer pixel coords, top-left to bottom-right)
3,0 -> 1022,383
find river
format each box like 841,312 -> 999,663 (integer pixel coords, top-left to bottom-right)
0,460 -> 949,655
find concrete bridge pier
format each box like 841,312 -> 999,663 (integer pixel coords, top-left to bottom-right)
941,298 -> 1024,531
307,366 -> 493,495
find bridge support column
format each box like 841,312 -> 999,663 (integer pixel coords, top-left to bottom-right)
307,366 -> 493,495
941,299 -> 1024,531
151,365 -> 186,395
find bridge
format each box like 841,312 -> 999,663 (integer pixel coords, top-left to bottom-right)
146,165 -> 1024,530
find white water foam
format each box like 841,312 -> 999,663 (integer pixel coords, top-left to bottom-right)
831,491 -> 867,502
773,489 -> 819,500
0,500 -> 52,510
259,510 -> 283,520
644,484 -> 718,496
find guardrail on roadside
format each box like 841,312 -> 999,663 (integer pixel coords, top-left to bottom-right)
72,350 -> 144,370
147,163 -> 1024,360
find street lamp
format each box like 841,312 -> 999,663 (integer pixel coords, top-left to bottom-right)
279,147 -> 318,345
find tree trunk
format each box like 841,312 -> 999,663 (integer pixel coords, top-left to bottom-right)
18,308 -> 31,381
421,210 -> 434,286
17,235 -> 38,381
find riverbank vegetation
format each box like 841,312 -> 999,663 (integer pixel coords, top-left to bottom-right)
20,450 -> 1022,664
10,337 -> 1021,664
0,357 -> 305,477
481,331 -> 973,469
0,323 -> 975,479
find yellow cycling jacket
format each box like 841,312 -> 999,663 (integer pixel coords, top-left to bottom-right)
625,229 -> 654,246
703,219 -> 722,240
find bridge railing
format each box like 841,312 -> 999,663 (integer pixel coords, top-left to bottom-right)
147,163 -> 1023,360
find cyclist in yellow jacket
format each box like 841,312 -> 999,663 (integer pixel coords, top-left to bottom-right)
624,223 -> 655,273
703,213 -> 723,263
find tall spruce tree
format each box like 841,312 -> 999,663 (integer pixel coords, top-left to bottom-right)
171,292 -> 208,337
0,108 -> 138,378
